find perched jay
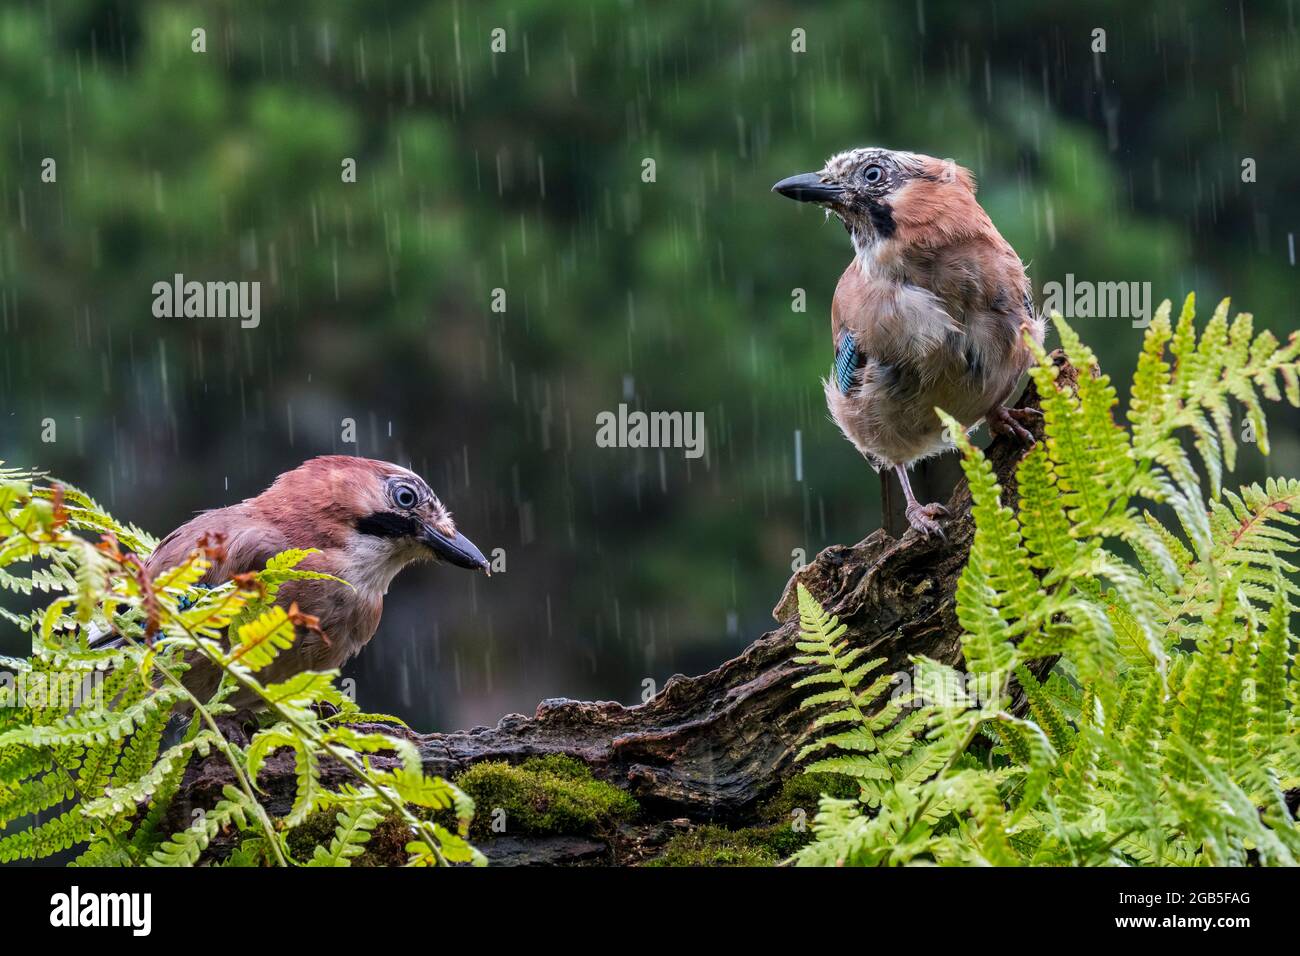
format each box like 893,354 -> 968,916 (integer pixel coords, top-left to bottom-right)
774,147 -> 1045,538
92,455 -> 488,708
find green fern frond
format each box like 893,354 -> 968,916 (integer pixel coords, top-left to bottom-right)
0,771 -> 75,828
85,733 -> 219,820
1015,666 -> 1073,755
230,606 -> 299,671
0,808 -> 96,863
938,410 -> 1034,671
0,686 -> 186,748
147,787 -> 252,867
1250,582 -> 1293,764
306,805 -> 384,867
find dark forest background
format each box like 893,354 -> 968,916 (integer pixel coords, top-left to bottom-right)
2,0 -> 1298,730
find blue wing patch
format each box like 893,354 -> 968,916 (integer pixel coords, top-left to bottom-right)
177,583 -> 212,612
833,331 -> 861,395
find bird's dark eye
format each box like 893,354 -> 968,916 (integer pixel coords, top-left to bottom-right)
392,484 -> 418,509
863,164 -> 885,185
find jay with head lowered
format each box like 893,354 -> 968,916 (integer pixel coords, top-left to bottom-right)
774,147 -> 1045,538
92,456 -> 489,710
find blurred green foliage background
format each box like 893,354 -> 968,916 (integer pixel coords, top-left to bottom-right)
2,0 -> 1298,729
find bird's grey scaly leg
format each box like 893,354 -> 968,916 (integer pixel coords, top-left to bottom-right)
894,464 -> 948,540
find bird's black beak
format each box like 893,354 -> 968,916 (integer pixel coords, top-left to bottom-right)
423,526 -> 491,574
772,172 -> 844,204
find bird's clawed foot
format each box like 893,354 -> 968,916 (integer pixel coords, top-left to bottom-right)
986,405 -> 1042,444
905,501 -> 949,540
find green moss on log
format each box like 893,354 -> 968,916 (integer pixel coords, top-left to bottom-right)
758,771 -> 858,821
641,824 -> 797,867
455,754 -> 638,836
644,772 -> 858,867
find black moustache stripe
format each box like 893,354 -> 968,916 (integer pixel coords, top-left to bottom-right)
357,511 -> 420,539
865,197 -> 896,238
